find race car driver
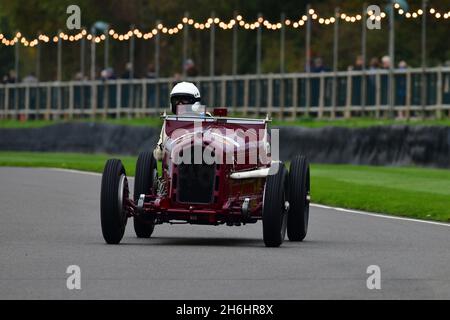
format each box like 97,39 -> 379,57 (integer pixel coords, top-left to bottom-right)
153,82 -> 202,161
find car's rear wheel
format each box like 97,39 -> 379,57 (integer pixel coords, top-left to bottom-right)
262,162 -> 289,247
101,159 -> 129,244
287,155 -> 310,241
133,152 -> 157,238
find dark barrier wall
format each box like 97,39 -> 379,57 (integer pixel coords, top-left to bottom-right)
278,126 -> 450,168
0,123 -> 449,168
0,123 -> 160,156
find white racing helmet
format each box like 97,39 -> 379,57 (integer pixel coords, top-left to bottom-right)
170,82 -> 201,114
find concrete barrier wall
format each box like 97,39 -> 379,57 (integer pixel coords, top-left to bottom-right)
0,123 -> 160,156
0,123 -> 449,168
278,126 -> 450,168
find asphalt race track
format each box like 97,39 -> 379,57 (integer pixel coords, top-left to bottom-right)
0,167 -> 449,300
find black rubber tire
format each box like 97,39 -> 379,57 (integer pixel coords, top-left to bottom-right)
262,162 -> 289,248
100,159 -> 128,244
133,151 -> 157,238
287,155 -> 310,241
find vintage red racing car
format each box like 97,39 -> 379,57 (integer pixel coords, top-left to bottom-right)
100,106 -> 310,247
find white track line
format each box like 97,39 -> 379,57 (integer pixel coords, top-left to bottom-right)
311,204 -> 450,227
47,168 -> 102,177
47,168 -> 135,179
45,168 -> 449,228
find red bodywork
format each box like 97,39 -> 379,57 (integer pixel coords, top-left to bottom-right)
128,114 -> 272,226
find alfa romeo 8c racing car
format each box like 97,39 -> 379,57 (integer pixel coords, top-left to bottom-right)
100,105 -> 310,247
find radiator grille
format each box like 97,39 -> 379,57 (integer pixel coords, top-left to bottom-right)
177,163 -> 216,204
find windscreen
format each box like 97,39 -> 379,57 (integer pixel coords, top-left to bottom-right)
176,104 -> 207,116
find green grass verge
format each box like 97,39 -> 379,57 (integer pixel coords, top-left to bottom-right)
1,117 -> 449,129
271,117 -> 450,128
0,151 -> 449,222
0,152 -> 138,176
310,164 -> 450,223
0,117 -> 164,129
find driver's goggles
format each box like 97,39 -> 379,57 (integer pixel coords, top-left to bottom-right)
172,96 -> 196,105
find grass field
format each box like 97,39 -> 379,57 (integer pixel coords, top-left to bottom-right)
1,117 -> 450,129
0,152 -> 138,175
311,165 -> 450,222
0,151 -> 448,223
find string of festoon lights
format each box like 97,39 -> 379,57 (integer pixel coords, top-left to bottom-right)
0,4 -> 448,47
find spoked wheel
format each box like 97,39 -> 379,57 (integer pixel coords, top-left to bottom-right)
287,155 -> 310,241
262,162 -> 289,248
101,159 -> 129,244
133,152 -> 157,238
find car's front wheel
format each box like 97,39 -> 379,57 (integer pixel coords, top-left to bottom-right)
287,155 -> 310,241
133,152 -> 157,238
262,162 -> 289,247
100,159 -> 129,244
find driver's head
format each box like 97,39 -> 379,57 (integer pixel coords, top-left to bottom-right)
170,82 -> 201,114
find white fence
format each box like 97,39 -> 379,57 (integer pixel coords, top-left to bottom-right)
1,67 -> 450,120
